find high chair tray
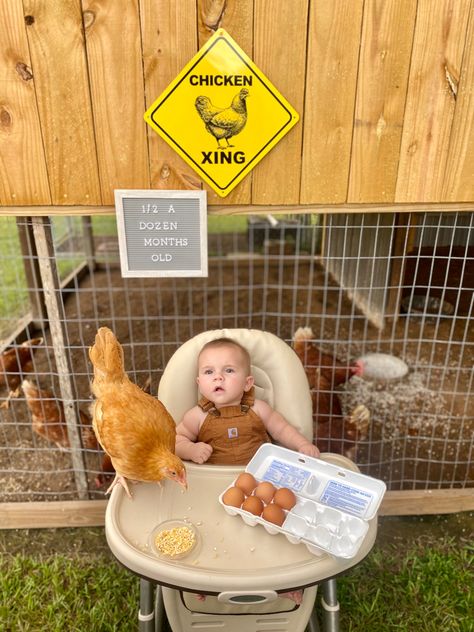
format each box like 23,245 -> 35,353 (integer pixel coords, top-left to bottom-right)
105,454 -> 378,593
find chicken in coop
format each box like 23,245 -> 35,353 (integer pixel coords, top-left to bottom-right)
0,337 -> 43,409
89,327 -> 187,498
21,378 -> 114,488
195,88 -> 249,148
293,327 -> 370,459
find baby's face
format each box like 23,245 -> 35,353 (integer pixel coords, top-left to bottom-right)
197,345 -> 253,408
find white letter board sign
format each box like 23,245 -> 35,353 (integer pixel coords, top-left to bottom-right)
115,190 -> 208,278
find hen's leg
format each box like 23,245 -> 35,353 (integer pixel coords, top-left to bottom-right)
344,404 -> 370,460
106,473 -> 132,499
348,404 -> 370,439
0,388 -> 21,409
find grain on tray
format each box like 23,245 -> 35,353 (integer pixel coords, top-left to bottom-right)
154,525 -> 195,557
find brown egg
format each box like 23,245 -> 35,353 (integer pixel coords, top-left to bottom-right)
262,503 -> 286,527
241,495 -> 264,516
222,486 -> 245,508
254,481 -> 276,504
273,487 -> 297,511
234,472 -> 257,496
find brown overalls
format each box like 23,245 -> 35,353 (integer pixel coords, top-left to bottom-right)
196,387 -> 271,465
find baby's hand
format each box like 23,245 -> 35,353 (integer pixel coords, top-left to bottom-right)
190,442 -> 213,464
298,443 -> 320,458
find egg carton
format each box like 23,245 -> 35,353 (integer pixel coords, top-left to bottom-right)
218,444 -> 386,559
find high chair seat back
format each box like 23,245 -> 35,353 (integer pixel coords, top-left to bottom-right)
158,328 -> 313,442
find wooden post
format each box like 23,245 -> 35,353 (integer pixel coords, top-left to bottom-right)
31,216 -> 89,499
81,216 -> 96,273
386,213 -> 419,319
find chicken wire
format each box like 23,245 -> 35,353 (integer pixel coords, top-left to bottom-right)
0,211 -> 472,503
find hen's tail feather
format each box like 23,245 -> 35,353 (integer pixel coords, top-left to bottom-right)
89,327 -> 125,383
293,326 -> 314,342
293,326 -> 315,360
21,337 -> 44,348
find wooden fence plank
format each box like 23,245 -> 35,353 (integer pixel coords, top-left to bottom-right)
251,0 -> 307,205
82,0 -> 149,203
442,1 -> 474,201
1,489 -> 472,529
348,0 -> 417,203
379,488 -> 474,516
0,500 -> 108,529
198,0 -> 254,205
395,0 -> 470,202
22,0 -> 101,205
141,0 -> 199,191
300,0 -> 364,204
0,0 -> 51,205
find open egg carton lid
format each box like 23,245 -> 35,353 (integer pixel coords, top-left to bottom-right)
218,444 -> 386,559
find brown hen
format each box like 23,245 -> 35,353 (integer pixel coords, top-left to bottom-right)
0,337 -> 43,408
22,378 -> 114,487
293,327 -> 369,459
89,327 -> 187,498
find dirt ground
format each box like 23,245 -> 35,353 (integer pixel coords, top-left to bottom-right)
1,256 -> 473,501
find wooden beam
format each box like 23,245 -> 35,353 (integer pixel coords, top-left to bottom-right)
0,202 -> 474,217
379,489 -> 474,516
0,500 -> 108,529
0,489 -> 472,529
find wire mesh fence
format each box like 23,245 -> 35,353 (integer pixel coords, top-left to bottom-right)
0,212 -> 472,502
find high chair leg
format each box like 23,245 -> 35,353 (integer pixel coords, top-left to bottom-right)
139,579 -> 155,632
320,580 -> 339,632
154,585 -> 166,632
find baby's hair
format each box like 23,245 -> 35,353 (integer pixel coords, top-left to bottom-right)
199,337 -> 252,374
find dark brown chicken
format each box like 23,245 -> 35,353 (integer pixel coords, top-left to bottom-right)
89,327 -> 187,498
293,327 -> 363,387
0,338 -> 43,408
22,378 -> 114,488
293,327 -> 369,459
22,378 -> 96,449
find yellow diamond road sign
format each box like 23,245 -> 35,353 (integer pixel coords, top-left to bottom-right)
144,29 -> 299,198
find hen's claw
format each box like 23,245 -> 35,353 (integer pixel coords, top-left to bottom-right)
106,474 -> 132,499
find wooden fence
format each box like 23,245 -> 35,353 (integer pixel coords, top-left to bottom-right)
2,0 -> 474,210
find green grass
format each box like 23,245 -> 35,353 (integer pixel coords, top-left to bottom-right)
337,539 -> 473,631
0,519 -> 472,632
0,553 -> 138,631
0,218 -> 29,336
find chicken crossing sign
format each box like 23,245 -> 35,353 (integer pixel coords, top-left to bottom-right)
144,29 -> 299,198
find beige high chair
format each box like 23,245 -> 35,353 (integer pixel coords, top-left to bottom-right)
105,329 -> 379,632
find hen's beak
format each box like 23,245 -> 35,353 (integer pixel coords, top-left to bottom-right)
177,469 -> 188,490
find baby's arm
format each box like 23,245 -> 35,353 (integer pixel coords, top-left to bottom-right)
253,400 -> 320,458
175,407 -> 213,464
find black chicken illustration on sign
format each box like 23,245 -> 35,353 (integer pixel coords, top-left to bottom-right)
195,88 -> 249,148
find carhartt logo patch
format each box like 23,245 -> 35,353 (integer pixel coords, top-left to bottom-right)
228,427 -> 238,439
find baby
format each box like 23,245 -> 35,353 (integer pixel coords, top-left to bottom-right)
175,337 -> 320,465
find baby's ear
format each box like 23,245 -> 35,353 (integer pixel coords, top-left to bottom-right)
244,375 -> 254,391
